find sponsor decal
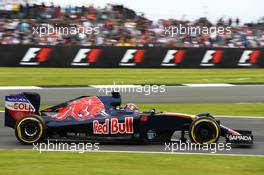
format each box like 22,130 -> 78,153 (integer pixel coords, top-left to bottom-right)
20,48 -> 52,65
52,96 -> 106,121
200,50 -> 223,66
93,119 -> 110,134
147,130 -> 156,140
6,96 -> 28,102
238,50 -> 261,66
14,102 -> 34,111
93,117 -> 134,134
71,49 -> 101,66
5,102 -> 35,112
161,50 -> 186,66
227,134 -> 252,141
119,49 -> 145,66
5,95 -> 35,112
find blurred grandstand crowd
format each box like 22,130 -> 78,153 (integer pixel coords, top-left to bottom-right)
0,2 -> 264,47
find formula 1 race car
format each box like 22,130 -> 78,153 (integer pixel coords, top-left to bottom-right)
5,92 -> 253,145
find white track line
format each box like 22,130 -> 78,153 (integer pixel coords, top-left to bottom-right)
95,150 -> 264,157
216,115 -> 264,119
90,85 -> 142,88
0,148 -> 263,157
0,86 -> 42,90
183,84 -> 235,87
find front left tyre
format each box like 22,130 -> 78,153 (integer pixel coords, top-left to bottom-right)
15,115 -> 46,144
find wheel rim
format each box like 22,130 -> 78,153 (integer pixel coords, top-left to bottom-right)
194,122 -> 216,143
24,123 -> 38,137
17,117 -> 43,143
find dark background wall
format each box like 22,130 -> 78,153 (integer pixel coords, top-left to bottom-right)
0,45 -> 263,68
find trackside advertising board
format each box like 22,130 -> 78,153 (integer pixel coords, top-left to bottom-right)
0,45 -> 263,68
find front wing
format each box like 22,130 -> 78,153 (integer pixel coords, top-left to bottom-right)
226,130 -> 253,146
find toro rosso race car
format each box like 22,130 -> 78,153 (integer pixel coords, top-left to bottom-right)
5,92 -> 253,146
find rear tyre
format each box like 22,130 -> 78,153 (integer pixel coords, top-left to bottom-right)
189,117 -> 220,144
15,115 -> 46,144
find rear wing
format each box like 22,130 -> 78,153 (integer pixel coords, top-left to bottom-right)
5,92 -> 40,128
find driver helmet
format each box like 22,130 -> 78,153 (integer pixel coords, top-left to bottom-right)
124,103 -> 138,111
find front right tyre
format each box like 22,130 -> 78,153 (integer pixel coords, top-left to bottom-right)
189,117 -> 220,144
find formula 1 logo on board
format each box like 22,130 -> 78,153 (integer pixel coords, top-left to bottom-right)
20,47 -> 52,65
238,50 -> 261,66
161,50 -> 186,66
119,49 -> 145,66
71,49 -> 101,66
200,50 -> 223,66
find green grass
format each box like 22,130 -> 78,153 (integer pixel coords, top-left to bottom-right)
0,150 -> 263,175
0,68 -> 264,85
138,103 -> 264,117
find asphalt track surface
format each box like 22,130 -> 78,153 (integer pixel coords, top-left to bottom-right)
0,85 -> 263,155
0,85 -> 264,105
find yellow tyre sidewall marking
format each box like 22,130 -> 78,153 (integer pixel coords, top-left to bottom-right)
17,117 -> 43,144
191,119 -> 219,144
